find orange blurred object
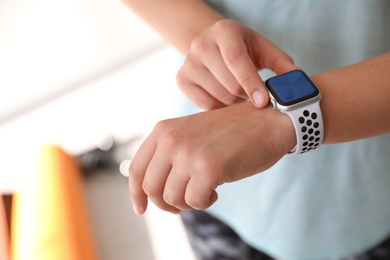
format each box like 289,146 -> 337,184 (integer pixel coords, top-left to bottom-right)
0,196 -> 10,260
11,145 -> 98,260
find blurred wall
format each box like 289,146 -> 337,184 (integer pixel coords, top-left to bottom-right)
0,0 -> 163,123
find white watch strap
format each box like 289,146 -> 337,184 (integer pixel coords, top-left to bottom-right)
284,102 -> 324,155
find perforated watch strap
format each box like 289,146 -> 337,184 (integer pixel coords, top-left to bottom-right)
284,102 -> 324,155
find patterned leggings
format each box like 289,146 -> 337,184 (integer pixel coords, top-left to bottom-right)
181,210 -> 390,260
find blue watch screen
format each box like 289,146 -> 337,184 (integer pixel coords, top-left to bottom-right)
265,70 -> 319,106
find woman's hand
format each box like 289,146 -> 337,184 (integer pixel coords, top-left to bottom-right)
128,102 -> 295,215
176,19 -> 299,110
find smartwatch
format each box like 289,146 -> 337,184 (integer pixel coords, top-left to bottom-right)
265,70 -> 324,155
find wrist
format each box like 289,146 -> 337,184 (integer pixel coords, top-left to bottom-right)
265,70 -> 324,154
244,102 -> 296,156
269,107 -> 297,155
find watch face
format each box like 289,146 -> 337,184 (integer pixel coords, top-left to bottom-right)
265,70 -> 319,106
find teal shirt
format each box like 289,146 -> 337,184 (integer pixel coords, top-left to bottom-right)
172,1 -> 390,259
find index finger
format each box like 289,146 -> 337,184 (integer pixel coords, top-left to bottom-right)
218,37 -> 268,108
128,135 -> 156,215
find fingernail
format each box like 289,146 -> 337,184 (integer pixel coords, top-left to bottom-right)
172,209 -> 181,215
252,90 -> 265,107
133,204 -> 143,215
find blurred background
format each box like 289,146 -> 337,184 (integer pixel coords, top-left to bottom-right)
0,0 -> 195,259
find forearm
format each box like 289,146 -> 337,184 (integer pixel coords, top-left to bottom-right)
123,0 -> 224,54
127,53 -> 390,214
124,0 -> 389,145
312,52 -> 390,144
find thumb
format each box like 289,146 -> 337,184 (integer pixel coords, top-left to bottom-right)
208,190 -> 218,207
251,59 -> 299,109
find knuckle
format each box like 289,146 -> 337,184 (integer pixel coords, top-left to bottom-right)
224,47 -> 244,66
175,146 -> 201,168
184,157 -> 223,210
202,99 -> 225,110
221,93 -> 241,105
175,69 -> 186,87
128,163 -> 141,183
194,156 -> 226,185
141,180 -> 151,195
160,130 -> 188,156
186,190 -> 216,210
163,131 -> 181,149
180,58 -> 197,74
162,192 -> 173,205
186,198 -> 208,210
176,76 -> 191,95
190,36 -> 209,54
212,19 -> 235,32
163,191 -> 180,207
286,54 -> 295,63
154,119 -> 190,152
153,119 -> 172,134
238,71 -> 255,90
176,62 -> 195,90
225,80 -> 245,97
185,196 -> 207,210
195,155 -> 219,174
142,181 -> 158,200
270,58 -> 284,69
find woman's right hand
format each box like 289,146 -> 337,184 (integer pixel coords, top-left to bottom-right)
176,19 -> 299,110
